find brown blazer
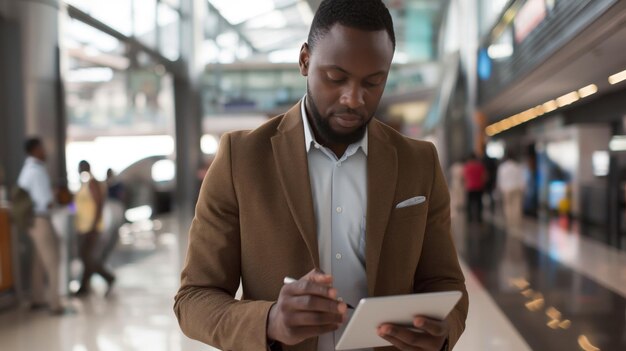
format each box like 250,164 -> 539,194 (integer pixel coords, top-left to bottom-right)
174,102 -> 468,350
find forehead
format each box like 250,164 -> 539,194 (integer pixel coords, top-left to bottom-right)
311,24 -> 394,73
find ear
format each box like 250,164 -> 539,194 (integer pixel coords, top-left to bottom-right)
299,42 -> 310,77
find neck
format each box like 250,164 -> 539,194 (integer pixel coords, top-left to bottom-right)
304,104 -> 349,158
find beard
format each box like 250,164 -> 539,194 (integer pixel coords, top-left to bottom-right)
306,86 -> 372,145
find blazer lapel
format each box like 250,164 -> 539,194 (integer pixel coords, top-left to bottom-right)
366,120 -> 398,295
271,102 -> 320,268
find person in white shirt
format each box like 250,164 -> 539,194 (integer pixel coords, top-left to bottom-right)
497,154 -> 526,228
17,138 -> 66,315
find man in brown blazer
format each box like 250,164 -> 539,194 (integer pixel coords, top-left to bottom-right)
174,1 -> 468,350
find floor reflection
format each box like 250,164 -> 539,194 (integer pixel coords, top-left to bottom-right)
0,216 -> 216,351
455,213 -> 626,350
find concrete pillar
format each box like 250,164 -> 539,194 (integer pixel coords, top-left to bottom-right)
174,0 -> 204,225
0,3 -> 26,191
18,0 -> 66,187
0,0 -> 64,307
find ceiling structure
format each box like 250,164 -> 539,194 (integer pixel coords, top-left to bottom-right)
480,0 -> 626,122
205,0 -> 447,63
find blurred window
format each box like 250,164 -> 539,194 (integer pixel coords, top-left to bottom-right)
134,0 -> 157,47
65,0 -> 132,36
65,17 -> 124,54
158,2 -> 180,60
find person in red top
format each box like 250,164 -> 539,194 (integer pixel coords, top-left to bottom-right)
463,153 -> 486,222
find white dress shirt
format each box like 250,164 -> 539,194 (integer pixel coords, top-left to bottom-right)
17,156 -> 54,215
497,159 -> 526,193
301,97 -> 371,351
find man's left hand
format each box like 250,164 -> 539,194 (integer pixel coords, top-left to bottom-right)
377,316 -> 448,351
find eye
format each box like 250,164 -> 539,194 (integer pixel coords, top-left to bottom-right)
326,72 -> 347,83
364,77 -> 385,87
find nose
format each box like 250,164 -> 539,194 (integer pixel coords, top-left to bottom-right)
340,83 -> 365,110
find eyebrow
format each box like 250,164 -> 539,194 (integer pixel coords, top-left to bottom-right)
321,65 -> 387,78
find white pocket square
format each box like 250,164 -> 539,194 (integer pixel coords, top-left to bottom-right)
396,196 -> 426,209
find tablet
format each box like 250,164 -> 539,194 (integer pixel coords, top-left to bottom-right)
335,291 -> 462,350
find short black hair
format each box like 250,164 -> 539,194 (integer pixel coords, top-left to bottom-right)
308,0 -> 395,51
24,137 -> 42,154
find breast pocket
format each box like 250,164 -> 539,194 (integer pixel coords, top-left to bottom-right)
392,202 -> 428,220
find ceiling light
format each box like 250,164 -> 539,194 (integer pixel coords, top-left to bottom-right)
608,69 -> 626,85
487,43 -> 513,59
547,319 -> 560,329
609,136 -> 626,151
555,91 -> 579,107
578,335 -> 600,351
542,100 -> 558,113
578,84 -> 598,98
546,307 -> 561,320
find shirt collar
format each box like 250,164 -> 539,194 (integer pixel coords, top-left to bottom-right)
26,156 -> 43,166
300,95 -> 368,155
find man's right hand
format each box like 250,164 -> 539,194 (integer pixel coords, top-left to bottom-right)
267,269 -> 348,345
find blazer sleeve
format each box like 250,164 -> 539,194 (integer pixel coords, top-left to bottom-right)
174,133 -> 275,350
412,143 -> 469,349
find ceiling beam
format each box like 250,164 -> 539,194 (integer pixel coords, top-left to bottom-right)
233,0 -> 302,30
65,4 -> 180,74
206,1 -> 260,52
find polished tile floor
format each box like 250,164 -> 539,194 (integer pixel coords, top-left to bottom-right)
0,211 -> 624,350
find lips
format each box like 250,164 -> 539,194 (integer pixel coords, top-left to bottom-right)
334,114 -> 362,129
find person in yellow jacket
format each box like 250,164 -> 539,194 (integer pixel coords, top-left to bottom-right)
75,160 -> 115,296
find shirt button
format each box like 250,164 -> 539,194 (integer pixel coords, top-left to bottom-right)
314,144 -> 321,149
336,253 -> 342,260
336,207 -> 342,213
337,162 -> 342,167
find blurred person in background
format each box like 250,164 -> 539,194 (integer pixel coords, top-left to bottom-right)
449,159 -> 466,218
100,168 -> 125,275
74,160 -> 115,296
464,153 -> 486,222
482,152 -> 498,215
174,1 -> 467,350
497,152 -> 525,228
17,137 -> 69,315
105,168 -> 125,203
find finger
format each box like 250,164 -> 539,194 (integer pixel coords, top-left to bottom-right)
302,269 -> 334,286
288,294 -> 347,314
378,324 -> 428,348
413,317 -> 448,337
287,279 -> 338,300
377,330 -> 419,351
